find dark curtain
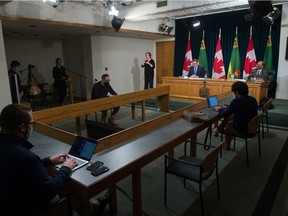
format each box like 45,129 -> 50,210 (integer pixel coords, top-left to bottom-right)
174,6 -> 281,84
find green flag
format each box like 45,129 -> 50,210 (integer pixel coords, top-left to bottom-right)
198,33 -> 209,74
264,29 -> 273,70
227,32 -> 241,79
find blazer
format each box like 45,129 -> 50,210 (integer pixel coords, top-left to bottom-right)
188,65 -> 206,78
247,68 -> 269,81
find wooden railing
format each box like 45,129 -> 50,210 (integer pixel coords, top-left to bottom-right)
34,85 -> 170,134
34,90 -> 231,154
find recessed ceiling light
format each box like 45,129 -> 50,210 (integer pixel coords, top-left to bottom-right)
29,25 -> 37,28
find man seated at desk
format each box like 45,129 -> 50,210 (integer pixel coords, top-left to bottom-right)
188,59 -> 206,78
0,104 -> 77,215
213,81 -> 258,150
247,60 -> 269,81
91,74 -> 120,127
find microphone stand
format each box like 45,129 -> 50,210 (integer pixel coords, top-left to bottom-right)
64,68 -> 87,101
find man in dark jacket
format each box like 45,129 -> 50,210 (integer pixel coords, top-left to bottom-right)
214,81 -> 258,150
8,60 -> 24,103
53,58 -> 68,106
0,104 -> 77,215
91,74 -> 120,126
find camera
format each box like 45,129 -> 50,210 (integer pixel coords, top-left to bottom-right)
28,64 -> 35,70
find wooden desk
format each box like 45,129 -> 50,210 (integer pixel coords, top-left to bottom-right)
33,92 -> 231,216
161,77 -> 269,104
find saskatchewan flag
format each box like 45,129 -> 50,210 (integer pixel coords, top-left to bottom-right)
198,31 -> 209,74
264,29 -> 273,70
227,30 -> 241,79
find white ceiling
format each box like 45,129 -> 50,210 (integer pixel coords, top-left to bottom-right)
1,0 -> 285,40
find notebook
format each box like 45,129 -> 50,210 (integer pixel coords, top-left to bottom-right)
206,95 -> 219,108
55,136 -> 98,171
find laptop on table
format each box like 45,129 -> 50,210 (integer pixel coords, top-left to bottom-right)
55,136 -> 98,171
206,95 -> 219,108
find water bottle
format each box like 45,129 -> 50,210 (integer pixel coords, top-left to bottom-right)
204,74 -> 207,80
231,74 -> 234,80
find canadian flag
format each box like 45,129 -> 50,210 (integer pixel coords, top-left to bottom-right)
182,33 -> 193,76
243,34 -> 257,79
212,33 -> 225,79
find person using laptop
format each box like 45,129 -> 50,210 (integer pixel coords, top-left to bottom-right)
247,60 -> 269,81
188,59 -> 206,78
0,104 -> 77,215
91,74 -> 120,126
213,81 -> 258,150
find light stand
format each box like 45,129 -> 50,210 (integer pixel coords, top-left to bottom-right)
22,65 -> 39,102
65,68 -> 87,101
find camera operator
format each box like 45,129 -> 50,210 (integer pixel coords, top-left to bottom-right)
8,60 -> 24,103
52,58 -> 68,106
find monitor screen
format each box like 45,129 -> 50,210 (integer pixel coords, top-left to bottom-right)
207,95 -> 219,108
69,137 -> 97,160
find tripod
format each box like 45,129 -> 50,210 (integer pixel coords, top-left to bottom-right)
25,66 -> 40,102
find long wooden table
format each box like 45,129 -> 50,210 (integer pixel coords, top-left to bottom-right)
162,76 -> 269,104
32,91 -> 231,215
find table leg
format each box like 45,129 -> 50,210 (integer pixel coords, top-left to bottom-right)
109,185 -> 117,215
132,103 -> 135,120
141,101 -> 145,121
132,169 -> 142,216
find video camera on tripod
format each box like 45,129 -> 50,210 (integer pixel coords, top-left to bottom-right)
28,64 -> 35,70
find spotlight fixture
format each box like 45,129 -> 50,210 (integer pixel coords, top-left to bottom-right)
192,20 -> 200,27
246,1 -> 281,25
43,0 -> 62,8
158,17 -> 173,34
111,16 -> 125,32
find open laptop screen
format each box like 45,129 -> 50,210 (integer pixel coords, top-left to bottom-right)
206,95 -> 219,108
69,136 -> 97,161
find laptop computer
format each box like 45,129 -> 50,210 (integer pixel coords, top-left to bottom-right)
55,136 -> 98,171
206,95 -> 219,108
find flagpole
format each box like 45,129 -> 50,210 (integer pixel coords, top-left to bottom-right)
219,28 -> 221,37
236,26 -> 238,35
250,25 -> 252,36
203,30 -> 205,38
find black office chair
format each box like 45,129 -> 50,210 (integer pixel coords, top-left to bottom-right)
260,98 -> 272,138
164,141 -> 223,216
221,114 -> 263,167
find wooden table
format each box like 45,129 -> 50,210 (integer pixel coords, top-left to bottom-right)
32,93 -> 231,216
161,76 -> 269,104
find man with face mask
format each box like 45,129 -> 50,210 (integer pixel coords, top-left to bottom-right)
8,60 -> 24,103
214,81 -> 258,150
0,104 -> 78,215
91,74 -> 120,126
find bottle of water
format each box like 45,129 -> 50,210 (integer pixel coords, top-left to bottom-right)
204,74 -> 207,80
231,74 -> 234,80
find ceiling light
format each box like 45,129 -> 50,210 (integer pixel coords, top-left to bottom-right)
192,20 -> 200,27
43,0 -> 56,3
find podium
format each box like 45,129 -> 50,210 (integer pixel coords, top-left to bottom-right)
67,75 -> 78,104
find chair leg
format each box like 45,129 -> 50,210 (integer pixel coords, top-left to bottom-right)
199,181 -> 204,216
216,162 -> 220,200
164,158 -> 167,206
233,137 -> 236,151
262,117 -> 265,139
258,128 -> 261,158
245,139 -> 249,167
266,113 -> 269,133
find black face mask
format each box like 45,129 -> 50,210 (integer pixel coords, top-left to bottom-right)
103,82 -> 109,86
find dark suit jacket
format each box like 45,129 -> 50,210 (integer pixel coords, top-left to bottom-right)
188,66 -> 206,78
247,68 -> 269,81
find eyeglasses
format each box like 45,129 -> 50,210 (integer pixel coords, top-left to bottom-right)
24,121 -> 35,127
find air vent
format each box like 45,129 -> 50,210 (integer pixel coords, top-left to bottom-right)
157,0 -> 167,8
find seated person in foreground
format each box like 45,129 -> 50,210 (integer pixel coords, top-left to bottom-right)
91,74 -> 120,127
188,59 -> 206,78
0,104 -> 78,215
214,81 -> 258,150
247,60 -> 269,81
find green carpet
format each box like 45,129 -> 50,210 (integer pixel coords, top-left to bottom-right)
136,98 -> 194,111
268,112 -> 288,128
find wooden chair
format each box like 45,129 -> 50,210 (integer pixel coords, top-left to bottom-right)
229,114 -> 263,166
261,98 -> 273,138
164,141 -> 223,216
